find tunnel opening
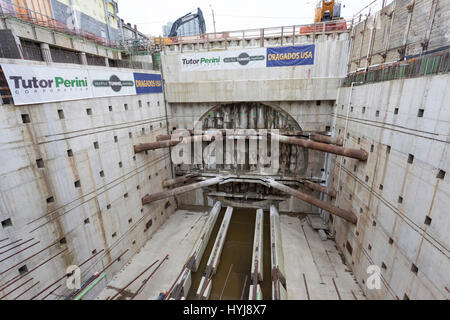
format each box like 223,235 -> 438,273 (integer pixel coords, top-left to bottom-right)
174,102 -> 319,202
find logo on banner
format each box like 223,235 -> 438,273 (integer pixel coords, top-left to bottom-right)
93,75 -> 134,92
224,52 -> 265,66
182,57 -> 221,66
8,75 -> 89,93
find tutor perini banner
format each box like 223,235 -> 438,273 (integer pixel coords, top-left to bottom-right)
1,63 -> 141,106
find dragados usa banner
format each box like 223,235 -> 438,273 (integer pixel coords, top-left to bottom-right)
1,63 -> 163,106
266,45 -> 315,67
133,73 -> 163,94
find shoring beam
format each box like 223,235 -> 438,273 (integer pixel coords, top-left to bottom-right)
264,179 -> 357,224
143,175 -> 356,224
272,133 -> 368,161
142,176 -> 227,205
147,132 -> 365,160
162,174 -> 199,188
134,135 -> 214,153
134,139 -> 180,153
303,181 -> 337,198
157,130 -> 321,141
310,133 -> 344,146
157,131 -> 193,141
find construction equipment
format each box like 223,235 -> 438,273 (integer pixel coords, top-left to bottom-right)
314,0 -> 343,23
168,8 -> 206,37
155,8 -> 206,45
301,0 -> 347,34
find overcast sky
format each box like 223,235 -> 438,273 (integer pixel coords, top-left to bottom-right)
117,0 -> 386,37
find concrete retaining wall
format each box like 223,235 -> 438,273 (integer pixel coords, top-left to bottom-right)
0,59 -> 175,300
331,73 -> 449,299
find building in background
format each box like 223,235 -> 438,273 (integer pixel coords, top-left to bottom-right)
162,22 -> 173,37
0,0 -> 148,44
0,0 -> 154,70
50,0 -> 120,41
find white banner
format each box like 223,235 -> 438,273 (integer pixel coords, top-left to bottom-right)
1,63 -> 138,106
180,48 -> 267,72
1,63 -> 91,105
89,69 -> 136,98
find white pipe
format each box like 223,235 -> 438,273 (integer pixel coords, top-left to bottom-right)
251,209 -> 264,282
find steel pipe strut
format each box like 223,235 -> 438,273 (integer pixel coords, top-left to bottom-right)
272,133 -> 368,161
134,135 -> 215,153
157,130 -> 193,141
162,174 -> 199,188
264,179 -> 357,224
142,176 -> 228,205
310,133 -> 344,146
134,139 -> 180,153
304,181 -> 337,198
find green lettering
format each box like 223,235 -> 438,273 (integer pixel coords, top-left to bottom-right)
64,80 -> 71,87
55,77 -> 64,88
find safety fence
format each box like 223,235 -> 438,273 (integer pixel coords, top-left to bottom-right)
344,47 -> 449,86
157,20 -> 352,47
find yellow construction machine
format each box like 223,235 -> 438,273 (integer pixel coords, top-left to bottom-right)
301,0 -> 347,34
314,0 -> 343,23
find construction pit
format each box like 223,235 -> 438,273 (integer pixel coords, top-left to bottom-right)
0,0 -> 448,302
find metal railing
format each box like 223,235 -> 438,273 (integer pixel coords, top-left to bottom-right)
156,20 -> 352,46
49,46 -> 81,64
86,54 -> 106,67
21,41 -> 44,62
344,49 -> 450,86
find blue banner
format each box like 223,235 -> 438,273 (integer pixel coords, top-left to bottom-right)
266,45 -> 315,67
133,73 -> 163,94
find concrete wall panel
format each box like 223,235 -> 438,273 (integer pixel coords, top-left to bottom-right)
0,59 -> 174,300
332,73 -> 449,300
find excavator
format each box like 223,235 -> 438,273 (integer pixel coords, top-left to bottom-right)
155,8 -> 206,46
301,0 -> 347,34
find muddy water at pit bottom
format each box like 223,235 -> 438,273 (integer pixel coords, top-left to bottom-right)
187,207 -> 272,300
